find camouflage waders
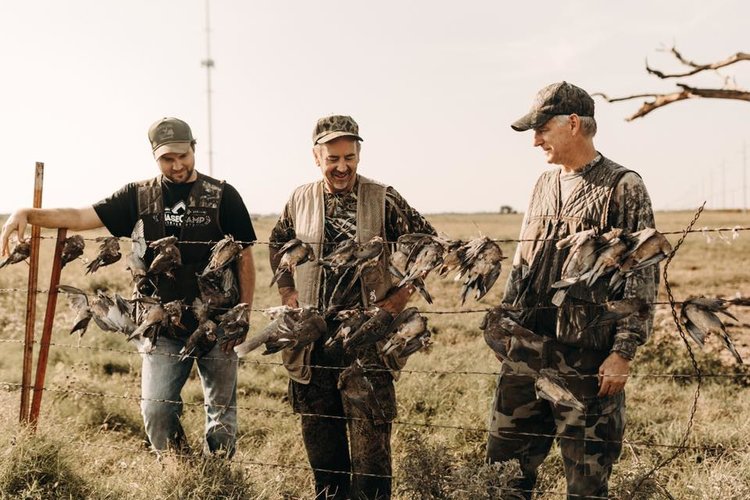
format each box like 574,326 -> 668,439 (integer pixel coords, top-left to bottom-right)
486,335 -> 625,500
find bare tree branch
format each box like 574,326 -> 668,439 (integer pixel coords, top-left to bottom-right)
594,85 -> 750,121
646,47 -> 750,79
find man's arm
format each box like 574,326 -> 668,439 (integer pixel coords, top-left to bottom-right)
598,172 -> 658,397
223,246 -> 256,353
269,203 -> 298,307
1,207 -> 103,256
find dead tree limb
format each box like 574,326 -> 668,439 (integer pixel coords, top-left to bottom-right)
594,85 -> 750,121
597,45 -> 750,120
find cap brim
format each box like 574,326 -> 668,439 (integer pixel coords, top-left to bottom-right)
314,131 -> 363,145
153,142 -> 191,159
510,112 -> 554,132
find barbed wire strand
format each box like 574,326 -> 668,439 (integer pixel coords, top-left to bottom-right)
1,337 -> 748,381
5,381 -> 747,455
632,203 -> 706,495
17,224 -> 750,247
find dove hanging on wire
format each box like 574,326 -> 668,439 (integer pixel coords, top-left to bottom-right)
456,237 -> 505,304
128,297 -> 185,350
60,235 -> 85,268
270,238 -> 315,286
58,285 -> 94,335
324,308 -> 371,349
398,236 -> 445,287
331,236 -> 386,301
680,296 -> 743,364
126,220 -> 150,291
318,239 -> 359,269
343,308 -> 395,352
217,303 -> 251,348
148,236 -> 182,279
535,369 -> 585,412
234,306 -> 299,356
201,235 -> 243,276
388,248 -> 433,304
86,236 -> 121,274
274,307 -> 327,351
381,307 -> 430,357
0,239 -> 31,268
585,229 -> 629,287
198,266 -> 239,308
179,298 -> 219,361
609,228 -> 673,291
551,229 -> 602,305
579,298 -> 651,332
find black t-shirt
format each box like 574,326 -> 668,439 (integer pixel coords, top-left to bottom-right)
92,176 -> 257,244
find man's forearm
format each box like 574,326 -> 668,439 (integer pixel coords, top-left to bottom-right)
237,247 -> 256,308
27,207 -> 103,231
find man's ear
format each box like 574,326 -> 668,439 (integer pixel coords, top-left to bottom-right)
569,114 -> 581,136
312,147 -> 320,167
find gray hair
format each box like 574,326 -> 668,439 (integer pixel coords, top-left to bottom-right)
553,114 -> 597,137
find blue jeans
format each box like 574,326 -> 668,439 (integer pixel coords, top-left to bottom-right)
139,336 -> 238,457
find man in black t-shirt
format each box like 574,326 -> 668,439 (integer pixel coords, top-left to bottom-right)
1,117 -> 257,457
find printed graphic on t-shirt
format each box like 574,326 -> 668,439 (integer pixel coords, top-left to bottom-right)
163,201 -> 212,228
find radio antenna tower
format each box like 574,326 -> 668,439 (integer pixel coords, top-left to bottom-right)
201,0 -> 215,176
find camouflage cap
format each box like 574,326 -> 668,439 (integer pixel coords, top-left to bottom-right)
511,82 -> 595,132
312,115 -> 363,145
148,117 -> 195,159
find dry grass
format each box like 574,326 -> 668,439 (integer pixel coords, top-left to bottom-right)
0,211 -> 748,498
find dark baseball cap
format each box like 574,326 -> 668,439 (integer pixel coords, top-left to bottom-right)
148,117 -> 195,158
312,115 -> 363,145
511,82 -> 595,132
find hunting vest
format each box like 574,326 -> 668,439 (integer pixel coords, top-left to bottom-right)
136,173 -> 227,335
512,156 -> 633,351
282,175 -> 395,383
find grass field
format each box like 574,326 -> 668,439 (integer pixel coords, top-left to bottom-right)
0,210 -> 748,499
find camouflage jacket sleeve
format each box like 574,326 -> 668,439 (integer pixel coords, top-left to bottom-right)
607,172 -> 659,360
269,202 -> 297,289
501,210 -> 530,306
384,187 -> 437,242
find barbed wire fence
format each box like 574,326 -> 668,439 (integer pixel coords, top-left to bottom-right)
2,207 -> 749,498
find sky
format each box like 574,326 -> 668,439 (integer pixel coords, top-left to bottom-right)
1,0 -> 749,216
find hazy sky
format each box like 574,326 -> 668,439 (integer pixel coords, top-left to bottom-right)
1,0 -> 748,216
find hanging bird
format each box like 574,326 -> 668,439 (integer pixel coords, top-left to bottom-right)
198,267 -> 239,308
89,290 -> 138,336
331,236 -> 386,301
275,307 -> 327,351
337,359 -> 389,424
456,237 -> 505,304
399,237 -> 445,287
60,235 -> 85,268
481,304 -> 541,355
128,297 -> 185,349
202,235 -> 244,276
579,298 -> 651,332
58,285 -> 94,335
179,298 -> 218,361
398,331 -> 433,358
217,303 -> 251,348
148,236 -> 182,279
0,239 -> 31,268
381,307 -> 429,356
85,236 -> 121,274
585,229 -> 628,287
325,309 -> 370,349
318,239 -> 359,269
535,369 -> 585,411
270,238 -> 315,286
388,252 -> 433,304
551,229 -> 602,304
680,296 -> 743,364
437,239 -> 466,277
234,307 -> 299,356
609,228 -> 673,291
343,308 -> 395,352
126,220 -> 149,290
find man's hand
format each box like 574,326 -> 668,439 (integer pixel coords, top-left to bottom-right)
376,285 -> 415,316
1,209 -> 29,257
279,286 -> 299,308
597,352 -> 630,397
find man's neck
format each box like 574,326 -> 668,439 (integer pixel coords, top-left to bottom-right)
561,145 -> 598,174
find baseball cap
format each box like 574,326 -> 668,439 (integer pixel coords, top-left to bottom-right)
312,115 -> 363,145
148,117 -> 195,158
511,82 -> 595,132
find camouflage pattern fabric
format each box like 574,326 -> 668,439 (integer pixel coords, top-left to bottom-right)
313,114 -> 363,145
289,328 -> 396,500
487,335 -> 624,500
511,81 -> 595,132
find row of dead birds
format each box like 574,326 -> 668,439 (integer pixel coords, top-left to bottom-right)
235,305 -> 431,361
272,233 -> 506,306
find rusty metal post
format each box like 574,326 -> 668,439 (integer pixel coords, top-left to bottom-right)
29,227 -> 67,429
19,162 -> 44,424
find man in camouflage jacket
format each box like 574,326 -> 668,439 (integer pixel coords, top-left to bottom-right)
486,82 -> 658,499
269,115 -> 436,500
